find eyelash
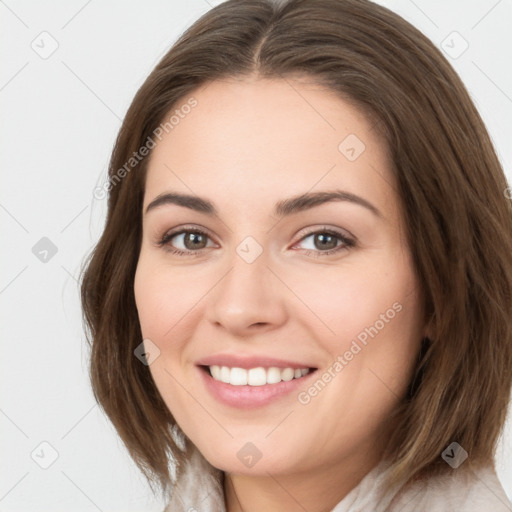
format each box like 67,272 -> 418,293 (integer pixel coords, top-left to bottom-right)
156,225 -> 356,258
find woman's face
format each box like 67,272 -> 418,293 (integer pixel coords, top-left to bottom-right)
134,77 -> 427,476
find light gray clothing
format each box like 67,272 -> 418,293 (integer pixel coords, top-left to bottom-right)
164,445 -> 512,512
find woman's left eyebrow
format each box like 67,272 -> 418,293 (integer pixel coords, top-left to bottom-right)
145,189 -> 383,220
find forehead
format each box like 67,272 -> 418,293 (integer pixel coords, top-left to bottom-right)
143,77 -> 396,218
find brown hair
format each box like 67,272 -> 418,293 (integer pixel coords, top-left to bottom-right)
80,0 -> 512,501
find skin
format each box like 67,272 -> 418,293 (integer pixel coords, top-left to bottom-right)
134,75 -> 430,512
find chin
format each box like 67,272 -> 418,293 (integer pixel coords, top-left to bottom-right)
192,436 -> 304,476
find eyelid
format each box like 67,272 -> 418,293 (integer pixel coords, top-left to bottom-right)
290,226 -> 355,253
292,225 -> 355,244
157,223 -> 356,256
158,224 -> 352,242
159,224 -> 218,243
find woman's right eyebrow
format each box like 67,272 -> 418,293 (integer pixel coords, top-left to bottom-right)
145,192 -> 215,215
145,189 -> 383,220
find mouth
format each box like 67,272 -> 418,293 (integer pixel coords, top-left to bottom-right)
197,363 -> 319,409
198,365 -> 317,388
195,354 -> 320,408
199,364 -> 318,386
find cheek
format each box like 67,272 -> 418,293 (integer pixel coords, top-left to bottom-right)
134,256 -> 202,340
134,268 -> 165,337
290,256 -> 421,379
287,261 -> 397,342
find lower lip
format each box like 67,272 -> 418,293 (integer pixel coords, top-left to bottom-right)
197,366 -> 317,409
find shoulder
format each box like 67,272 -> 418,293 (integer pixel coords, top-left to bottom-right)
386,463 -> 512,512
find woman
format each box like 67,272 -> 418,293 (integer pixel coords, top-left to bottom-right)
80,0 -> 512,510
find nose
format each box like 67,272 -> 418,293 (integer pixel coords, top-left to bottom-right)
204,247 -> 288,336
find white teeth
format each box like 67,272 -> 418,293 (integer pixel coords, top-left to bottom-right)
281,368 -> 295,381
230,367 -> 247,386
210,365 -> 221,380
208,365 -> 312,386
267,367 -> 281,384
248,367 -> 266,386
220,366 -> 230,384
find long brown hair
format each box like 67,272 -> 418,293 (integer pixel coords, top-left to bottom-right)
80,0 -> 512,500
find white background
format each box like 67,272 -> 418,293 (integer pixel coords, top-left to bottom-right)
0,0 -> 511,510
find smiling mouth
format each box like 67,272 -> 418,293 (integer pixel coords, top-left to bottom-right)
199,365 -> 317,387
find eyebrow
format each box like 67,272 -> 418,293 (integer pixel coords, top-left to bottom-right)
145,189 -> 383,219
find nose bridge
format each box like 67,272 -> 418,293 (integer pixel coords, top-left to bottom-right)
205,238 -> 286,332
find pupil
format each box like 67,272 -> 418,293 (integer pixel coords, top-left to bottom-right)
185,232 -> 206,250
316,233 -> 336,250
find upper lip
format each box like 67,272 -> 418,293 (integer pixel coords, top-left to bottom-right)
196,353 -> 317,370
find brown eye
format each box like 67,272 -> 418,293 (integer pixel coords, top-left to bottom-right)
181,231 -> 208,250
293,229 -> 356,257
157,227 -> 216,255
313,233 -> 339,250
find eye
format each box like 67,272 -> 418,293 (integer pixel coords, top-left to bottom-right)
157,226 -> 216,256
156,225 -> 356,258
292,228 -> 355,257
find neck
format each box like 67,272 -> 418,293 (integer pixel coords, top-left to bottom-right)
223,445 -> 385,512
